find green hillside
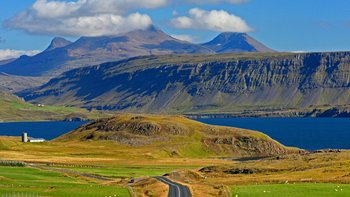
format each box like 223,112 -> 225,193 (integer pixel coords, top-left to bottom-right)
56,114 -> 301,158
0,91 -> 106,122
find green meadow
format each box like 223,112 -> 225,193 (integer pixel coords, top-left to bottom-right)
61,164 -> 201,178
231,183 -> 350,197
0,166 -> 130,196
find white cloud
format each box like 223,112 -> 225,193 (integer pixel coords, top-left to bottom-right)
0,49 -> 41,61
183,0 -> 249,4
171,34 -> 195,42
291,51 -> 308,53
4,0 -> 163,36
172,8 -> 253,33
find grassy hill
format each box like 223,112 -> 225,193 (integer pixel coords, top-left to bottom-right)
0,91 -> 107,122
56,114 -> 300,158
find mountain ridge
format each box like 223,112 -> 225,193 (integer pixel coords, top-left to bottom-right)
201,32 -> 274,53
19,51 -> 350,114
0,26 -> 273,77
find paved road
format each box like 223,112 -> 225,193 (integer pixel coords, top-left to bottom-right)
155,176 -> 192,197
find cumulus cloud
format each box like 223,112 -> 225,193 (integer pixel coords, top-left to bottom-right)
172,8 -> 253,33
0,49 -> 41,61
4,0 -> 164,36
171,34 -> 195,42
183,0 -> 249,4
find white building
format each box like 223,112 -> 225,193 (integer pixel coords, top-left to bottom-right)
22,132 -> 46,143
28,138 -> 46,143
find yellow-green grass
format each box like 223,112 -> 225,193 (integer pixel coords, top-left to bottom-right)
56,114 -> 297,160
0,166 -> 130,196
0,136 -> 231,167
179,151 -> 350,196
0,91 -> 110,122
162,151 -> 350,196
59,164 -> 201,178
231,183 -> 350,197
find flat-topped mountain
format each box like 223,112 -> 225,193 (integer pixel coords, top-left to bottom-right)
20,51 -> 350,114
202,32 -> 274,53
56,114 -> 299,157
0,26 -> 274,77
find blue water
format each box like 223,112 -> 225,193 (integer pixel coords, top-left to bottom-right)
196,118 -> 350,150
0,121 -> 87,140
1,119 -> 349,150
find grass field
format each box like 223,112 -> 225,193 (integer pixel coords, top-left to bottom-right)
231,183 -> 350,197
62,164 -> 201,178
0,166 -> 130,196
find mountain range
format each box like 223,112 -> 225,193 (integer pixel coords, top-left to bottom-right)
2,26 -> 349,117
0,26 -> 273,77
20,52 -> 350,114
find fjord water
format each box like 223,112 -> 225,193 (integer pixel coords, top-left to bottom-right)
0,121 -> 87,140
196,118 -> 350,150
0,119 -> 349,150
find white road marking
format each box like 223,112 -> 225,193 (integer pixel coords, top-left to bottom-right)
158,177 -> 181,197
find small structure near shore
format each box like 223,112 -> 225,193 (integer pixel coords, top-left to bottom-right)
22,132 -> 28,143
22,132 -> 45,143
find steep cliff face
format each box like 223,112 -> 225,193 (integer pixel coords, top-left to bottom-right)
20,52 -> 350,114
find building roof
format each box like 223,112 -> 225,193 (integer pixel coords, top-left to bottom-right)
29,138 -> 45,141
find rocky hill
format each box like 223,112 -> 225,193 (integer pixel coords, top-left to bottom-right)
20,52 -> 350,114
56,114 -> 299,157
201,32 -> 274,53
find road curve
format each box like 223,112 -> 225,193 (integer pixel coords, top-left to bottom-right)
155,176 -> 192,197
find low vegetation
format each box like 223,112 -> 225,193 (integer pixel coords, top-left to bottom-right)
0,166 -> 130,196
0,91 -> 110,122
231,183 -> 350,197
0,114 -> 349,196
56,114 -> 300,158
164,151 -> 350,196
0,160 -> 26,167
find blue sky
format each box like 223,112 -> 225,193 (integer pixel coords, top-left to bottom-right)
0,0 -> 350,59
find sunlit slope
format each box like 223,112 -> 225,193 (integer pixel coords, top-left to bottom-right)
21,52 -> 350,114
56,114 -> 301,158
0,91 -> 105,122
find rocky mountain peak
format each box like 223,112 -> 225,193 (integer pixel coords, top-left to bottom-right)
202,32 -> 274,53
45,37 -> 72,51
